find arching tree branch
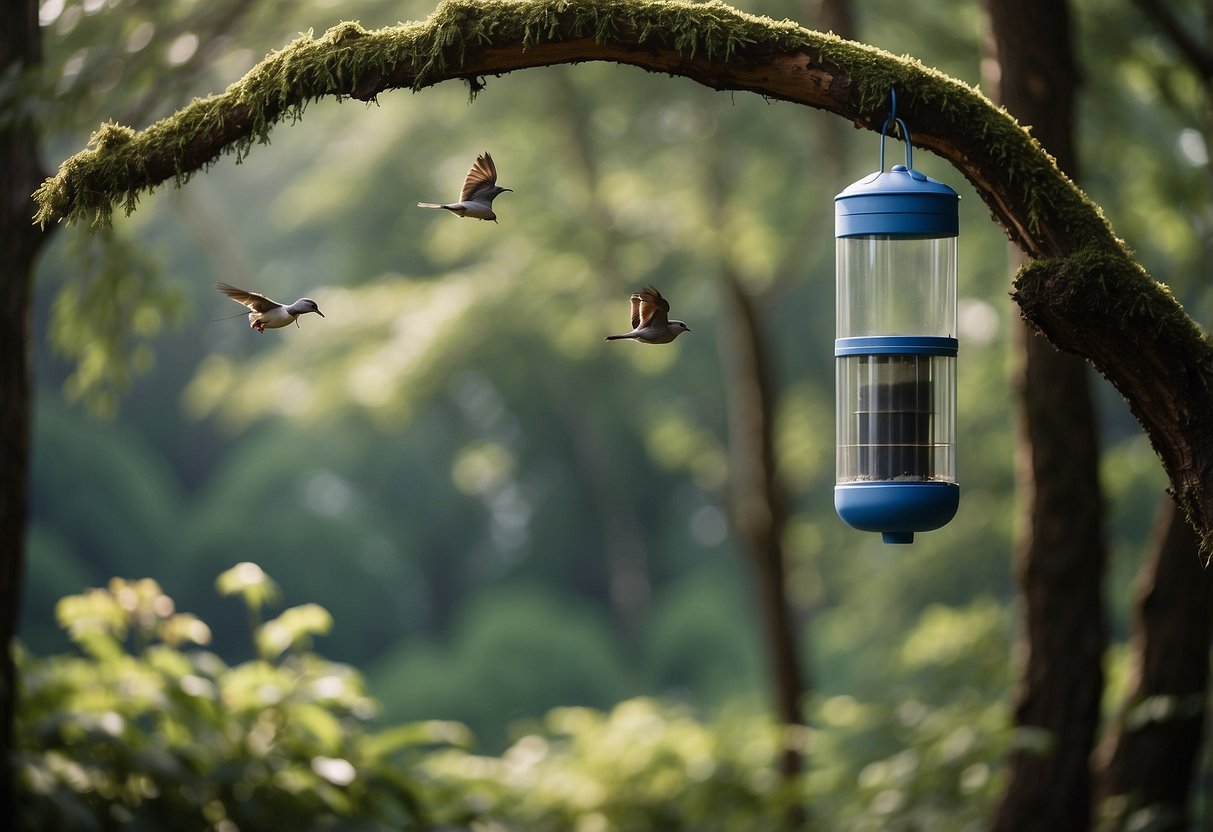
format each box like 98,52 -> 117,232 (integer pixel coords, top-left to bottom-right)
31,0 -> 1213,553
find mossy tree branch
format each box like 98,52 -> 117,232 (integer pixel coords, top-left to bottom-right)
31,0 -> 1213,552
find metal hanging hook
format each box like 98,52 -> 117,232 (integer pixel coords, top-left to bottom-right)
878,88 -> 913,171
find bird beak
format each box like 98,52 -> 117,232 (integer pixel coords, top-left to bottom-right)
316,310 -> 325,317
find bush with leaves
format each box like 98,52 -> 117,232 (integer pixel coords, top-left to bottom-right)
415,693 -> 1005,832
417,697 -> 805,831
415,597 -> 1011,831
16,566 -> 1009,831
15,564 -> 467,831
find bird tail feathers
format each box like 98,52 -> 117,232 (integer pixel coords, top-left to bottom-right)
416,202 -> 444,209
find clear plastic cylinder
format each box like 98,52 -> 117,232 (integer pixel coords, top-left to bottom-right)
837,236 -> 956,338
836,352 -> 956,483
835,235 -> 957,486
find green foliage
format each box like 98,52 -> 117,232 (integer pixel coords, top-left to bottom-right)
216,561 -> 283,617
32,0 -> 1124,272
47,226 -> 183,419
422,698 -> 803,830
26,0 -> 1024,781
368,583 -> 634,750
17,575 -> 449,831
24,0 -> 1211,826
19,576 -> 1012,831
415,692 -> 1007,831
641,568 -> 765,703
809,692 -> 1006,831
35,0 -> 256,414
27,396 -> 184,588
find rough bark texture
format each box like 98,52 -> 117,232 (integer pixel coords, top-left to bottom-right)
1095,501 -> 1213,830
0,0 -> 44,823
997,311 -> 1107,832
984,2 -> 1108,830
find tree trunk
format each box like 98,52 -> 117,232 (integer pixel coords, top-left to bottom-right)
702,99 -> 807,819
1095,504 -> 1213,829
0,0 -> 45,823
984,2 -> 1108,830
1092,4 -> 1213,821
995,305 -> 1107,832
718,270 -> 807,791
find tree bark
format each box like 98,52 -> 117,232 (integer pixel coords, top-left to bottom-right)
0,0 -> 45,823
984,2 -> 1108,830
718,270 -> 807,795
996,309 -> 1107,832
1095,500 -> 1213,830
699,92 -> 806,815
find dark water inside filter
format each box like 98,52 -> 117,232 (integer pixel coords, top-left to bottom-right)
857,379 -> 933,479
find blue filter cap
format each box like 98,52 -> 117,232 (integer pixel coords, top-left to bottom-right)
835,165 -> 959,238
835,481 -> 960,544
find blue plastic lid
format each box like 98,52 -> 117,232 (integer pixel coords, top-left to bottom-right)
835,164 -> 959,238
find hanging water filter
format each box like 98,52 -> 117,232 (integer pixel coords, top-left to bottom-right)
834,92 -> 960,544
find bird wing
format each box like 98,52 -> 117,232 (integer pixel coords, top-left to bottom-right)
633,286 -> 671,329
628,293 -> 643,330
460,152 -> 498,201
216,282 -> 279,313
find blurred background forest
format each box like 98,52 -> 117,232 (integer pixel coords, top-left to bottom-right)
16,0 -> 1213,826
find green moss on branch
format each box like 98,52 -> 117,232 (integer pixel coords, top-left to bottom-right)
33,0 -> 827,228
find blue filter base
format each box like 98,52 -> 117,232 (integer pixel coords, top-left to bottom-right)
835,482 -> 960,544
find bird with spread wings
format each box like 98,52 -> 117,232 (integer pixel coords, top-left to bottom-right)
216,282 -> 325,333
417,152 -> 512,222
605,286 -> 691,344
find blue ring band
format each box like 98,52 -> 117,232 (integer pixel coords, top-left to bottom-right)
835,336 -> 958,357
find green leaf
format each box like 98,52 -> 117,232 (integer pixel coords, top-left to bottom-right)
289,702 -> 344,755
54,589 -> 126,659
255,603 -> 333,660
215,562 -> 282,613
360,720 -> 474,760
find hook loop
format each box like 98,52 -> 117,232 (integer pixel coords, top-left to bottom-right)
878,89 -> 913,171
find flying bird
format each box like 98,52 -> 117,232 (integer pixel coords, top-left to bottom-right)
216,282 -> 324,334
605,286 -> 691,344
417,152 -> 512,222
